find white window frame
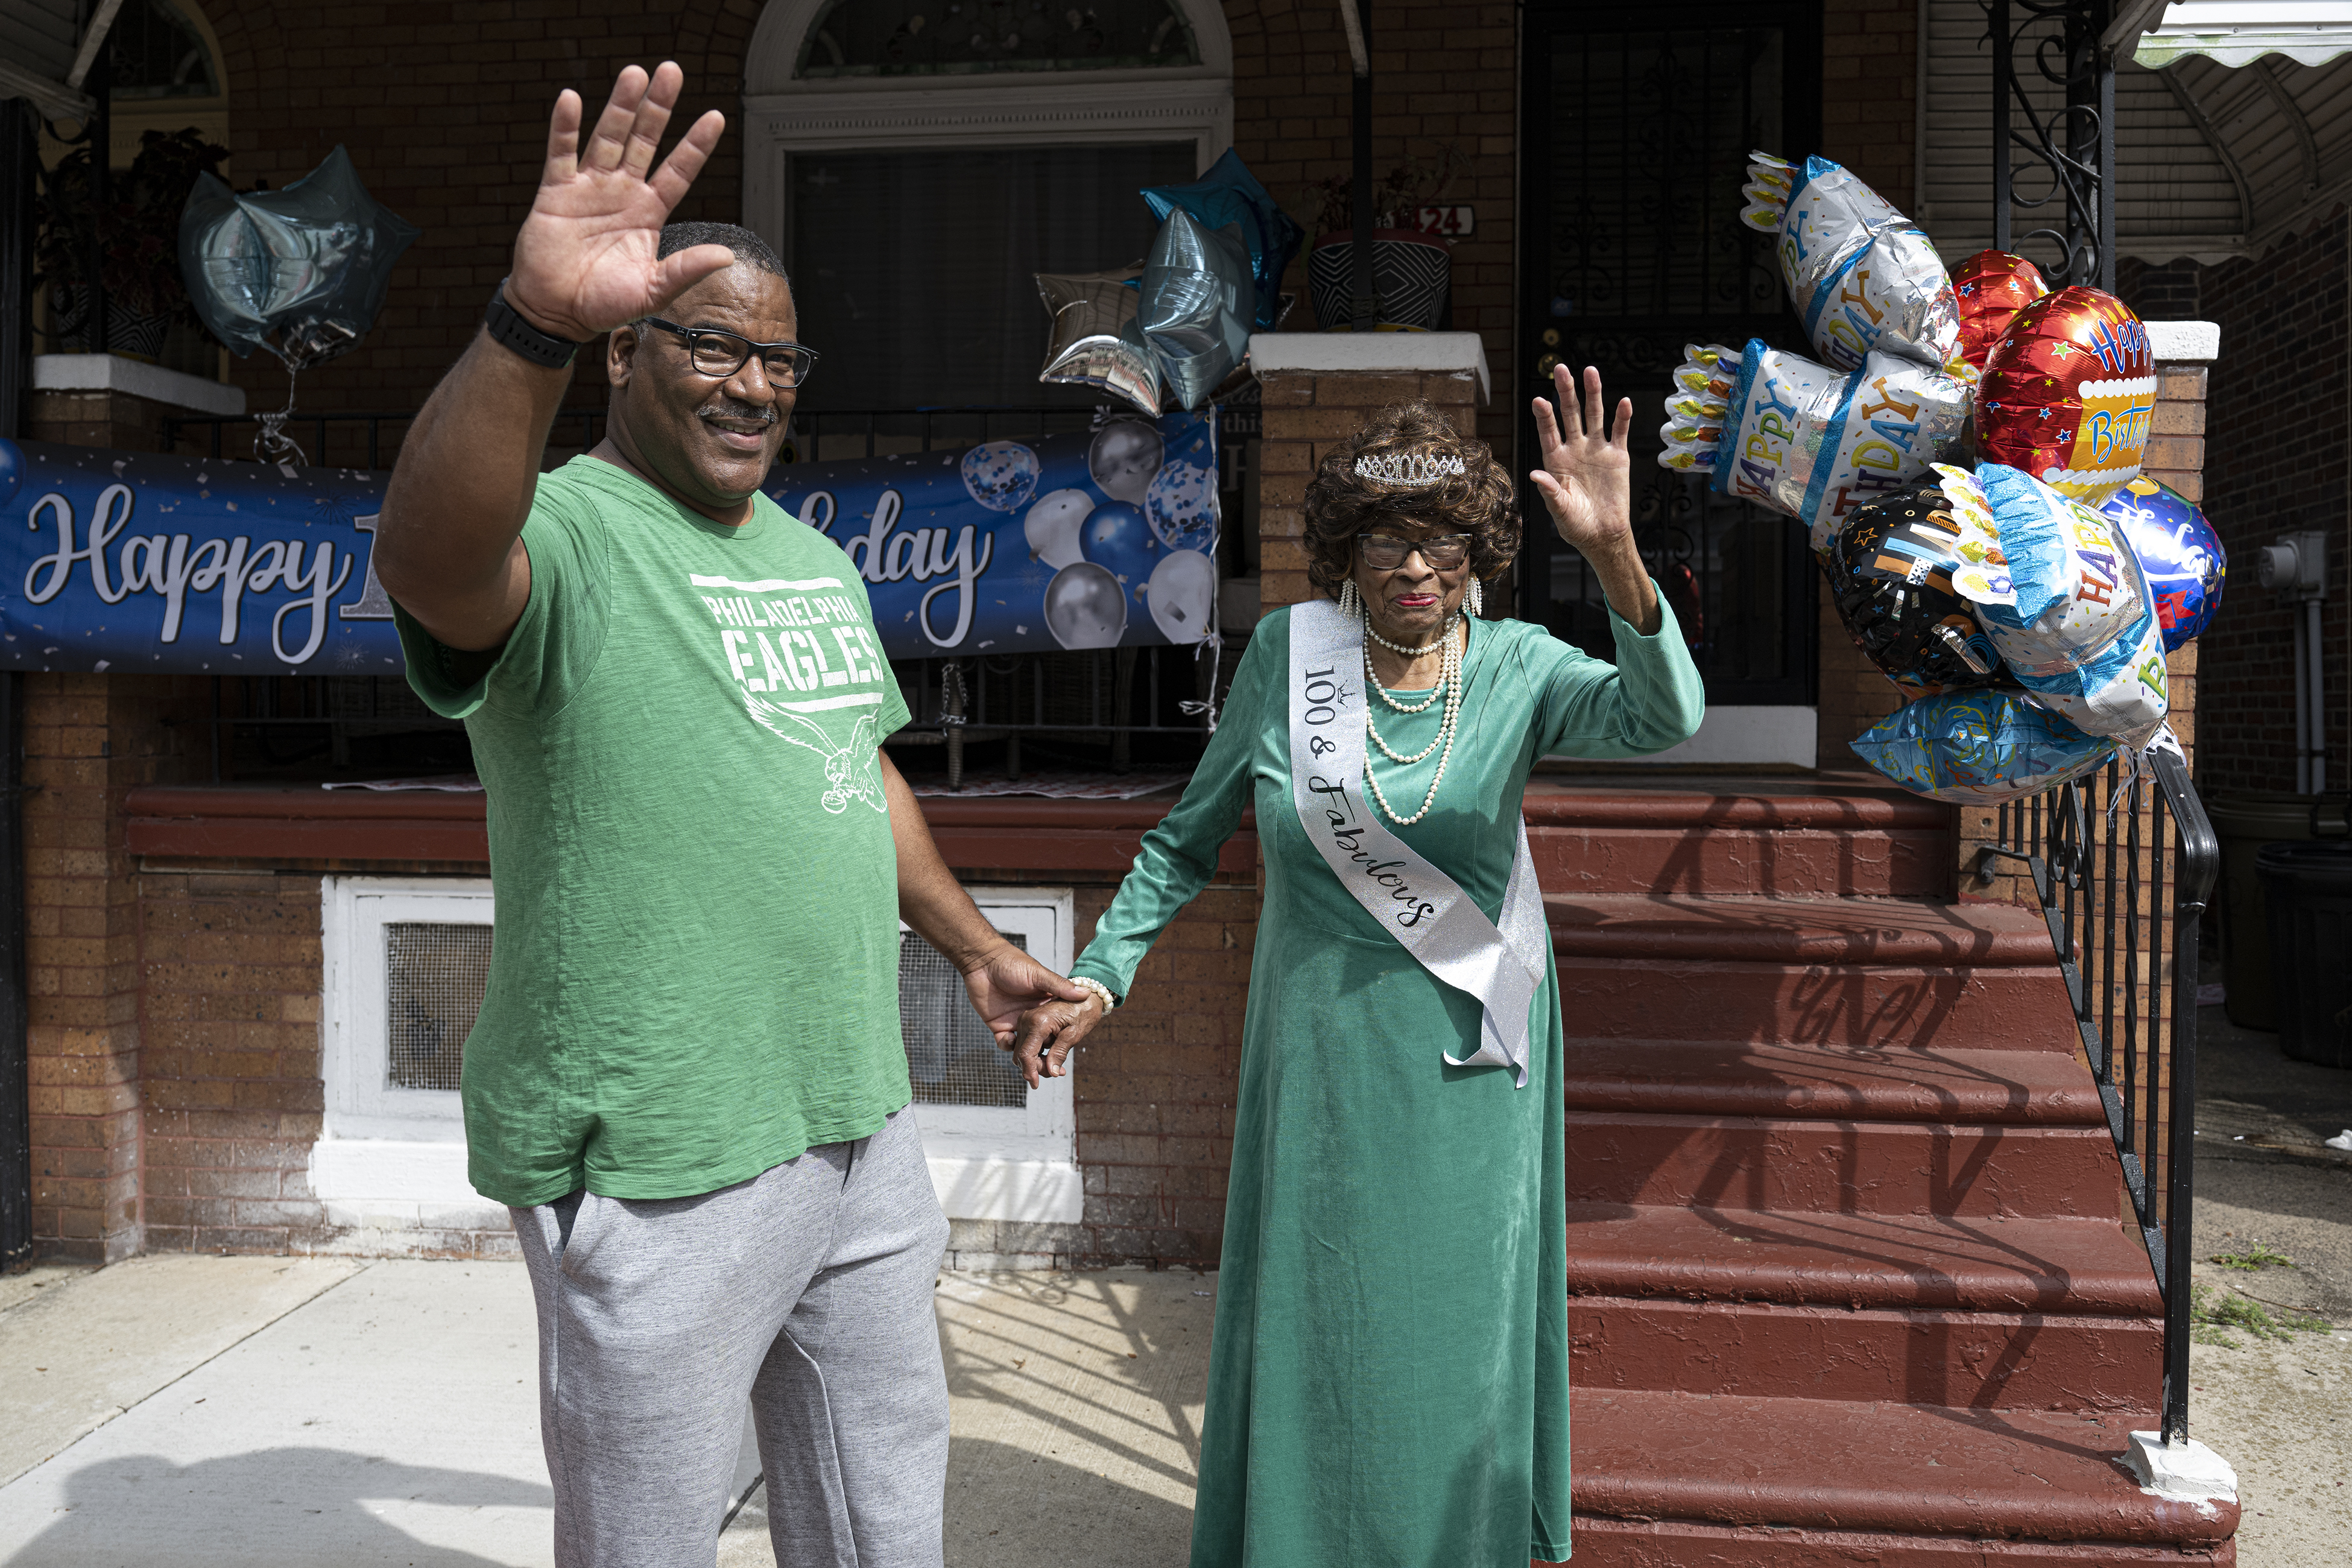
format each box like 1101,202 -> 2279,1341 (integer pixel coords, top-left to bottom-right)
906,887 -> 1082,1224
741,0 -> 1235,252
314,875 -> 498,1224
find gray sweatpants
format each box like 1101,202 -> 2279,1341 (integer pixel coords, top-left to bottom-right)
510,1106 -> 952,1568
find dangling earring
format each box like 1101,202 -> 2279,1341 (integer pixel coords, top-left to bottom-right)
1339,580 -> 1362,621
1467,577 -> 1484,616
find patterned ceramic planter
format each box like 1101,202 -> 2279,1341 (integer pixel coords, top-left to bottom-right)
1304,229 -> 1452,330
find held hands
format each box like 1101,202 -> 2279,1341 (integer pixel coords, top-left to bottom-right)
506,63 -> 737,344
1529,363 -> 1637,560
962,944 -> 1098,1090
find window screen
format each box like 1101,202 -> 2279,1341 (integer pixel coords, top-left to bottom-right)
385,922 -> 491,1093
899,929 -> 1031,1108
787,142 -> 1198,409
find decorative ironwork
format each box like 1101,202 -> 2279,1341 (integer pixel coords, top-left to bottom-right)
1988,0 -> 2118,289
1978,745 -> 2219,1444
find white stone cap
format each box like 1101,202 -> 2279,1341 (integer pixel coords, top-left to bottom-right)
1246,331 -> 1491,403
2148,321 -> 2221,362
2123,1431 -> 2239,1511
33,353 -> 246,418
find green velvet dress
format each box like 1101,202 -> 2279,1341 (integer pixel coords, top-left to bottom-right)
1070,600 -> 1706,1568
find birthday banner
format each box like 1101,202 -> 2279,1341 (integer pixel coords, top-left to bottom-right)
0,409 -> 1217,674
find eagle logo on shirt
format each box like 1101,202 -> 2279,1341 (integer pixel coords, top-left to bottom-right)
744,694 -> 889,815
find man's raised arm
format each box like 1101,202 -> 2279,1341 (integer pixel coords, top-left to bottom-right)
374,63 -> 733,653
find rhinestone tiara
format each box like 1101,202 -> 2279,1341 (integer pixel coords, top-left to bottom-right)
1353,450 -> 1467,487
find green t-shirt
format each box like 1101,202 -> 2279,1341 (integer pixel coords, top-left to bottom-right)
394,457 -> 915,1207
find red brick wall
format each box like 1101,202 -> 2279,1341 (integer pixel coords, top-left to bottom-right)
2125,213 -> 2350,799
21,674 -> 209,1262
189,1 -> 763,453
1064,879 -> 1255,1265
1227,1 -> 1516,455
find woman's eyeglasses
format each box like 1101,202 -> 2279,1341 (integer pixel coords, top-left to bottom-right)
638,318 -> 820,388
1357,531 -> 1472,571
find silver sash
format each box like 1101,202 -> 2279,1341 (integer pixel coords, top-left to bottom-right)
1287,597 -> 1549,1087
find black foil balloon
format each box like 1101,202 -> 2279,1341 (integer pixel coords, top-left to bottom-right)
179,146 -> 420,369
1826,481 -> 2006,697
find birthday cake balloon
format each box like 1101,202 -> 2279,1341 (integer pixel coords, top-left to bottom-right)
1976,287 -> 2155,508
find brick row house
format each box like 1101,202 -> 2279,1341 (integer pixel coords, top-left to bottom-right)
6,0 -> 2349,1561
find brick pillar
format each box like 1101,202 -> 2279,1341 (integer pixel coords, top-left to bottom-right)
17,354 -> 230,1259
22,675 -> 206,1260
1249,334 -> 1492,616
1955,323 -> 2216,905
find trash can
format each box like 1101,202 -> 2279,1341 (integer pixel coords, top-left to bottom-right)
2256,840 -> 2352,1069
2207,792 -> 2345,1030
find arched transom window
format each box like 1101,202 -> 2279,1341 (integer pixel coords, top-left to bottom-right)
796,0 -> 1203,78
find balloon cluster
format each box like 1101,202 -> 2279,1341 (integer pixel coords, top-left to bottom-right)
1656,150 -> 2225,801
1032,148 -> 1300,416
1001,419 -> 1219,648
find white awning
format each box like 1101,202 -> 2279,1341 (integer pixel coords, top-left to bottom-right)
2133,1 -> 2352,68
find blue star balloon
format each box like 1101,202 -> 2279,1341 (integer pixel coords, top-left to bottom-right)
2097,476 -> 2225,651
179,145 -> 420,368
1142,148 -> 1303,332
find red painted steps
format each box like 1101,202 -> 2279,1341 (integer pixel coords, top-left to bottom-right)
1558,1393 -> 2231,1566
1532,777 -> 2230,1564
1557,1040 -> 2110,1122
1562,1205 -> 2162,1317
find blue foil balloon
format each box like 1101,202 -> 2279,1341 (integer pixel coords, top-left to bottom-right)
2098,476 -> 2225,651
1080,499 -> 1161,610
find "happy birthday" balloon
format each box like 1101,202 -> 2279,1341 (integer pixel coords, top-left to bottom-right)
1976,287 -> 2155,508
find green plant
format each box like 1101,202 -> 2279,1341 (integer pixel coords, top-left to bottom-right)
2208,1242 -> 2295,1271
34,126 -> 230,329
2189,1283 -> 2331,1348
1301,143 -> 1472,236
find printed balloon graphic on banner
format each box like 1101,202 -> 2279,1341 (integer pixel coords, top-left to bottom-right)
0,439 -> 19,508
2098,475 -> 2227,651
1146,549 -> 1217,643
762,409 -> 1216,659
1045,563 -> 1127,648
1089,419 -> 1164,504
1023,488 -> 1091,569
1977,287 -> 2155,507
1146,461 -> 1218,552
961,441 -> 1042,513
1081,500 -> 1162,608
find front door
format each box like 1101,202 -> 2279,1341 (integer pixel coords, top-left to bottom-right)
1518,5 -> 1824,714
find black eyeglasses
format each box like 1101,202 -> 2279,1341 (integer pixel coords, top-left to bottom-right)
638,318 -> 820,387
1357,531 -> 1472,571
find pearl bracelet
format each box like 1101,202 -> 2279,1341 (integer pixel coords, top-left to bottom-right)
1070,976 -> 1119,1014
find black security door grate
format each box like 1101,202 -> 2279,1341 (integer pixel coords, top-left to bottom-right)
1519,5 -> 1824,707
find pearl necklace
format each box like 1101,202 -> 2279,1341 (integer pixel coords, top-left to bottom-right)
1367,615 -> 1461,657
1363,619 -> 1463,825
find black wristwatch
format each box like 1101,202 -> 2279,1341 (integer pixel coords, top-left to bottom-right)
484,277 -> 590,368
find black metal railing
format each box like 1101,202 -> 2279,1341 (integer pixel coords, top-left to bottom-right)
1990,0 -> 2117,291
1976,744 -> 2219,1444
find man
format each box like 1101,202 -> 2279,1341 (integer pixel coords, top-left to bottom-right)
375,63 -> 1087,1568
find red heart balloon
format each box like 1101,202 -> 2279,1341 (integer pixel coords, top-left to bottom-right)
1976,286 -> 2155,508
1952,250 -> 2048,371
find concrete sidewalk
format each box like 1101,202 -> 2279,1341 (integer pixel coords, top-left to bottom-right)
0,1257 -> 1210,1567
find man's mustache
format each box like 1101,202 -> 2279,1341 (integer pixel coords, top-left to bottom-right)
697,399 -> 777,425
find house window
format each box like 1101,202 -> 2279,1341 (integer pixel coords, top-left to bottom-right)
788,142 -> 1195,409
742,0 -> 1236,399
320,877 -> 492,1140
903,888 -> 1080,1222
797,0 -> 1201,77
313,876 -> 496,1224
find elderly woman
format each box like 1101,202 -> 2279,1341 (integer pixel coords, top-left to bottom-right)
1019,367 -> 1705,1568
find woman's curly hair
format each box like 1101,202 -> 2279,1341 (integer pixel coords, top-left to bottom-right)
1301,400 -> 1520,600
